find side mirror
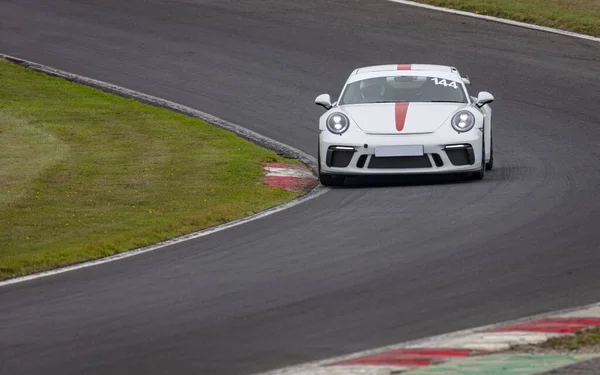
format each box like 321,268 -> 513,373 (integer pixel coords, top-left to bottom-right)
461,76 -> 471,85
475,91 -> 494,107
315,93 -> 332,110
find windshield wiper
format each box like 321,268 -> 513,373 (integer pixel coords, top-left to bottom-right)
426,100 -> 465,103
360,100 -> 466,104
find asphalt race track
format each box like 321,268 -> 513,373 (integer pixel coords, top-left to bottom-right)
1,1 -> 600,374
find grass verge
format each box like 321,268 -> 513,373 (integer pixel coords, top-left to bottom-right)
0,58 -> 306,280
540,327 -> 600,351
510,327 -> 600,354
409,0 -> 600,37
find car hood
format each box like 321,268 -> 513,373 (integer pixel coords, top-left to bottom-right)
341,102 -> 467,135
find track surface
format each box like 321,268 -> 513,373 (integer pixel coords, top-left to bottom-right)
1,1 -> 600,374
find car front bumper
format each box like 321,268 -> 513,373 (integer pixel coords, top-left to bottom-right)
319,130 -> 483,175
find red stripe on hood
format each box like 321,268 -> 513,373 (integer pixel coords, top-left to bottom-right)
395,102 -> 409,132
397,64 -> 412,70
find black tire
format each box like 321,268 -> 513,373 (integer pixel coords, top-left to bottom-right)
317,141 -> 322,171
486,135 -> 494,170
319,173 -> 345,186
468,141 -> 486,180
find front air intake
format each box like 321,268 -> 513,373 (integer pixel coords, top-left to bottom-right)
326,146 -> 355,168
444,145 -> 475,166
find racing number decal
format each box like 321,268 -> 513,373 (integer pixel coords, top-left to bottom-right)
431,77 -> 459,89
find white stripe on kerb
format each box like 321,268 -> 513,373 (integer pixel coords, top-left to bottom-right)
557,306 -> 600,318
265,167 -> 316,179
407,331 -> 566,351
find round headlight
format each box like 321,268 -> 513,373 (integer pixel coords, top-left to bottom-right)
451,110 -> 475,132
326,112 -> 350,135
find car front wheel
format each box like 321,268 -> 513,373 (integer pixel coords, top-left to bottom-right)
486,136 -> 494,170
468,141 -> 486,181
317,142 -> 345,186
319,173 -> 345,186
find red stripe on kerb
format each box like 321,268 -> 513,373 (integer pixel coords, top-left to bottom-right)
262,176 -> 317,192
397,64 -> 412,70
487,318 -> 600,334
395,102 -> 409,131
331,348 -> 484,367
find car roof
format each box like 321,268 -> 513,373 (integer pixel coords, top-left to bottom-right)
346,64 -> 468,84
352,64 -> 459,74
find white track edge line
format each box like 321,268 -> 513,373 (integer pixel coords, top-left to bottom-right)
0,53 -> 329,287
252,301 -> 600,374
387,0 -> 600,43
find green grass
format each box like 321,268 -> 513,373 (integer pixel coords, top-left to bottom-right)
540,327 -> 600,350
0,59 -> 306,280
410,0 -> 600,36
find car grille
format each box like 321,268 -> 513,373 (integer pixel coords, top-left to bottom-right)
368,155 -> 432,169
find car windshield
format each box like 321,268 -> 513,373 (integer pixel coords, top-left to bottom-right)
339,75 -> 468,105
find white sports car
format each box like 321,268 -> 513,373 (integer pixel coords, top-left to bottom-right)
314,64 -> 495,186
